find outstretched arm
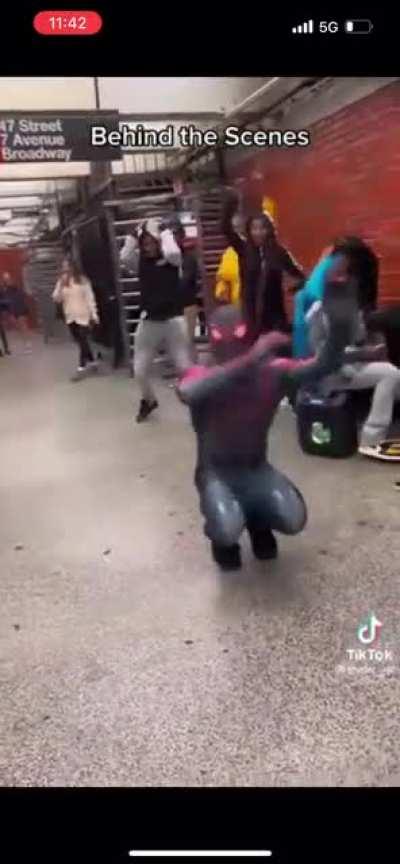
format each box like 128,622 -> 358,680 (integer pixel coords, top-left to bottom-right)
221,189 -> 245,257
271,279 -> 358,388
178,332 -> 291,406
279,245 -> 305,284
271,352 -> 343,390
278,246 -> 306,295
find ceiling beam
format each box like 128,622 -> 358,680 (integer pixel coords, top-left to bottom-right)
224,78 -> 281,119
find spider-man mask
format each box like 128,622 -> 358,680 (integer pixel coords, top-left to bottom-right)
209,305 -> 251,364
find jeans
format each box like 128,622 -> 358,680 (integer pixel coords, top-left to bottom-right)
134,316 -> 191,403
69,323 -> 94,368
196,463 -> 307,547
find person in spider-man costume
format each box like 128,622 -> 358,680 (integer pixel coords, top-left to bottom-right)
177,276 -> 357,570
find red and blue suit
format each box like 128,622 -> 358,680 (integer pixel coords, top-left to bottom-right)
177,281 -> 356,569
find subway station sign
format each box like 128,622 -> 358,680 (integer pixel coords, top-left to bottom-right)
0,112 -> 122,163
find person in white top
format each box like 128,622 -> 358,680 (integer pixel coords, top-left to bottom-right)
53,257 -> 99,381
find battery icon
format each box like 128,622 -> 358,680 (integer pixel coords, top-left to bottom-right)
345,19 -> 373,33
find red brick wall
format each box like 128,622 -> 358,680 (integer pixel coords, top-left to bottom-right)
0,248 -> 25,284
0,248 -> 37,328
228,81 -> 400,307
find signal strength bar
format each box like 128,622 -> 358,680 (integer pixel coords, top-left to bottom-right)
292,19 -> 314,34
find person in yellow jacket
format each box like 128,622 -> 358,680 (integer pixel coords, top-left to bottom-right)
215,245 -> 241,306
215,196 -> 278,308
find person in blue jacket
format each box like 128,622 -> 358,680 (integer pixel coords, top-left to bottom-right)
293,237 -> 379,359
293,254 -> 343,358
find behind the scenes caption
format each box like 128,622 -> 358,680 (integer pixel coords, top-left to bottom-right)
91,123 -> 311,149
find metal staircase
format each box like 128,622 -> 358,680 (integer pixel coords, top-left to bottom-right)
194,189 -> 226,314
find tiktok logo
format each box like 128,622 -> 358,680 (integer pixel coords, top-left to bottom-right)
357,613 -> 383,646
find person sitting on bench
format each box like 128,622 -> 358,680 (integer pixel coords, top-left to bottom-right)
293,236 -> 379,360
306,290 -> 400,460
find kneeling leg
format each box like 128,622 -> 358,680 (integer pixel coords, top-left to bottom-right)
197,473 -> 245,569
241,464 -> 307,559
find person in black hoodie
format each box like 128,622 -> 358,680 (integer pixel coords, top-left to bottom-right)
120,219 -> 191,423
221,190 -> 305,339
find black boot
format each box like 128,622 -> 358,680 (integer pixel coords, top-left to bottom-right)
136,398 -> 158,423
211,542 -> 242,570
248,527 -> 278,560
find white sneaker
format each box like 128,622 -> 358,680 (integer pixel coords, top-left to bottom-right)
71,367 -> 86,382
359,440 -> 400,461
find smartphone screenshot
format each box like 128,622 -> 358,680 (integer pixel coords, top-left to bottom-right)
0,5 -> 398,862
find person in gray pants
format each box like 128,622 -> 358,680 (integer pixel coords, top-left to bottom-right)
307,297 -> 400,460
120,219 -> 191,422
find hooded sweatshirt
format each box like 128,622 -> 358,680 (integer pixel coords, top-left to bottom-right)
120,225 -> 185,321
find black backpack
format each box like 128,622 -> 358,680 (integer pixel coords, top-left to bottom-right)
296,389 -> 358,458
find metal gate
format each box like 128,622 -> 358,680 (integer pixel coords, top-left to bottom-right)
23,243 -> 63,342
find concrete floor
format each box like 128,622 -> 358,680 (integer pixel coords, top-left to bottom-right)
1,334 -> 399,787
